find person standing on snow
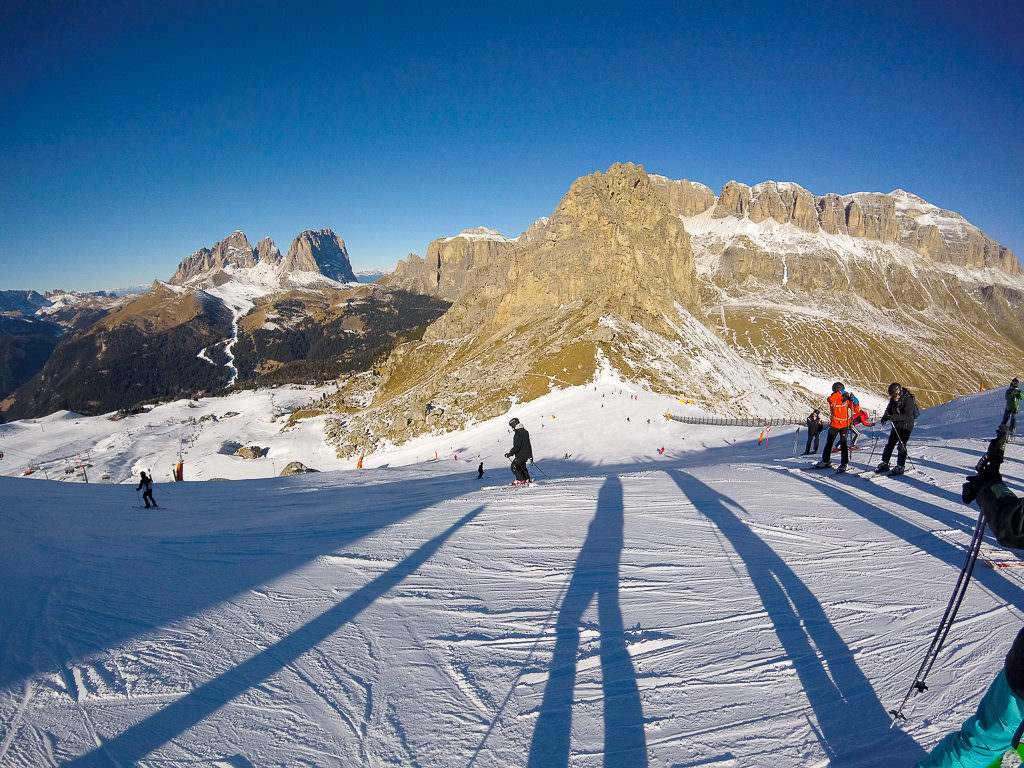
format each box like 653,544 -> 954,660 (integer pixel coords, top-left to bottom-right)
845,393 -> 872,450
814,382 -> 851,471
876,382 -> 919,475
137,470 -> 158,508
505,417 -> 533,484
849,402 -> 874,450
803,409 -> 823,455
915,447 -> 1023,766
1002,378 -> 1022,433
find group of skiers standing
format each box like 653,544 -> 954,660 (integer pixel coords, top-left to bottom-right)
805,381 -> 918,474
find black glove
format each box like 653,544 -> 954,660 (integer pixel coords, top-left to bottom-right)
963,428 -> 1008,504
962,470 -> 1002,505
880,416 -> 889,424
504,452 -> 511,458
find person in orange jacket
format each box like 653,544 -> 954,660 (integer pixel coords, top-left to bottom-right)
814,382 -> 852,471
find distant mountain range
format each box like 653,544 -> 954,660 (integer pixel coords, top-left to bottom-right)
3,165 -> 1021,447
0,230 -> 440,421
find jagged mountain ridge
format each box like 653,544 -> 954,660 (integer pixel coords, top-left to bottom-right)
170,228 -> 357,288
328,163 -> 1023,458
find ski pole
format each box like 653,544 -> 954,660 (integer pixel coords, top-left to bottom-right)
890,424 -> 1009,725
867,427 -> 881,466
891,425 -> 918,472
530,458 -> 548,478
889,507 -> 986,725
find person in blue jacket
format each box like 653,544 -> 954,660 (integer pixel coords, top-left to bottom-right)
916,450 -> 1024,766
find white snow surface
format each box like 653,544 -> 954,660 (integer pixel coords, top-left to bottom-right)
1,380 -> 1023,766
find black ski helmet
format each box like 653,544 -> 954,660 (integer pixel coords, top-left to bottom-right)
1013,378 -> 1020,388
831,381 -> 844,393
509,417 -> 520,428
888,382 -> 902,396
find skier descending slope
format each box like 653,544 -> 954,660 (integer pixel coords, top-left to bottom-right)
505,417 -> 533,485
916,430 -> 1024,767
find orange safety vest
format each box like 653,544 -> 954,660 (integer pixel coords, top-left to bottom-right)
828,391 -> 851,428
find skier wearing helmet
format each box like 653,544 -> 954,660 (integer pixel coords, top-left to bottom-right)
504,417 -> 533,485
876,382 -> 919,475
814,381 -> 852,471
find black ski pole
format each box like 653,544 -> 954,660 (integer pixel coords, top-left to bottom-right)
889,508 -> 986,725
530,458 -> 548,478
891,427 -> 918,472
889,424 -> 1009,725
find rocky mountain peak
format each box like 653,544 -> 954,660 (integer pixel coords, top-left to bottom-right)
691,179 -> 1020,275
170,231 -> 258,284
255,237 -> 282,265
282,229 -> 356,283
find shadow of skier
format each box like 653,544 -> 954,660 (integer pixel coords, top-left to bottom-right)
527,475 -> 647,768
668,470 -> 926,766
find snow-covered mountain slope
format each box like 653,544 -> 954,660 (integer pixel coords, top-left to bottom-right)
1,380 -> 1022,766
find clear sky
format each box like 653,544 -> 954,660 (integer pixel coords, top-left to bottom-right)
1,0 -> 1022,292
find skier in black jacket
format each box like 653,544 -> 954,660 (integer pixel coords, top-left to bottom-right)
916,446 -> 1024,766
505,417 -> 533,484
876,382 -> 918,475
136,470 -> 158,508
803,409 -> 823,455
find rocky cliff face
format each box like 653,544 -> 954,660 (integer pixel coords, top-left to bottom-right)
170,228 -> 355,287
384,228 -> 515,302
678,179 -> 1024,405
326,164 -> 805,458
170,231 -> 259,284
281,230 -> 357,283
320,165 -> 1024,458
698,181 -> 1019,275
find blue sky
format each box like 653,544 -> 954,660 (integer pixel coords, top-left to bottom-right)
1,0 -> 1022,292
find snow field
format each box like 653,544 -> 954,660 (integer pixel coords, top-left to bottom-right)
0,384 -> 1022,765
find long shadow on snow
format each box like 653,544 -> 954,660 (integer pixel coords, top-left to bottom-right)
668,470 -> 926,766
65,505 -> 484,768
782,470 -> 1024,608
843,474 -> 976,534
890,471 -> 965,507
527,476 -> 647,768
0,469 -> 486,693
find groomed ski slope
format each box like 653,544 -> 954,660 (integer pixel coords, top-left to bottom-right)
0,381 -> 1022,767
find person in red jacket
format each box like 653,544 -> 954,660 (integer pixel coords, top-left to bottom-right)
814,382 -> 852,471
847,396 -> 874,450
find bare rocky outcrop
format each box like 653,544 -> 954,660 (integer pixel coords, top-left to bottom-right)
170,231 -> 258,284
280,461 -> 318,476
648,176 -> 716,217
234,445 -> 264,459
713,181 -> 752,218
697,181 -> 1019,276
281,229 -> 356,282
256,237 -> 282,265
382,229 -> 515,302
331,163 -> 729,458
323,164 -> 1023,459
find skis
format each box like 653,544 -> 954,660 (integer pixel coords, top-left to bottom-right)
803,465 -> 851,477
479,481 -> 536,491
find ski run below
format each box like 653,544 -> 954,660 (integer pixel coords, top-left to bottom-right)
0,379 -> 1022,767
